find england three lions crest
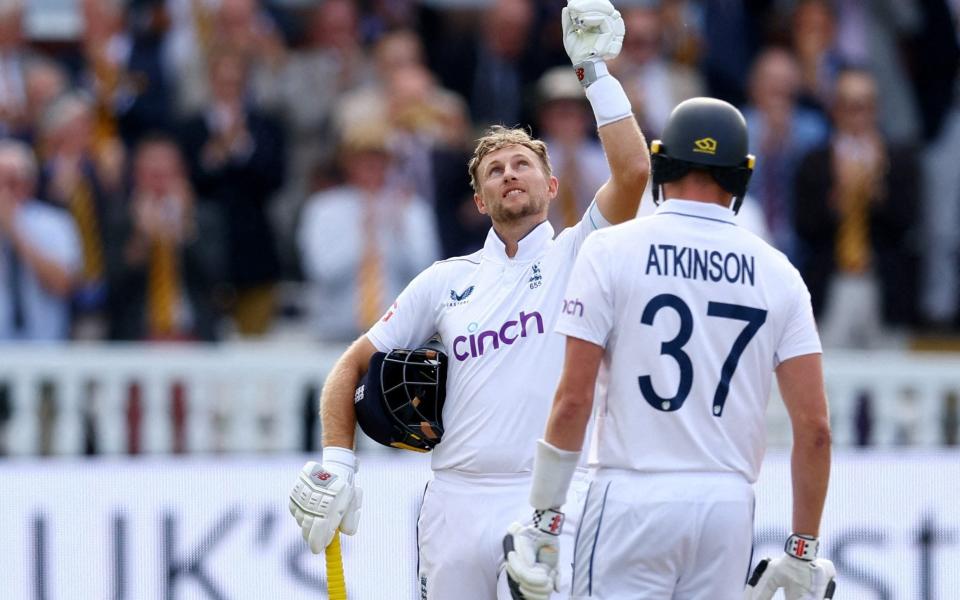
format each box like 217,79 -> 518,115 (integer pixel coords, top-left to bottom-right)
529,263 -> 543,289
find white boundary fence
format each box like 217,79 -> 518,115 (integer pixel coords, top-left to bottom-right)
0,344 -> 958,456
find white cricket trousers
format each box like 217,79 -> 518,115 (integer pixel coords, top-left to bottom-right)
417,469 -> 589,600
571,470 -> 754,599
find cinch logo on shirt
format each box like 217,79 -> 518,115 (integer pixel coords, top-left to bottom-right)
562,298 -> 583,317
452,310 -> 544,361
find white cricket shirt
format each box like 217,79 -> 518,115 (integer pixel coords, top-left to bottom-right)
367,202 -> 611,474
556,200 -> 821,483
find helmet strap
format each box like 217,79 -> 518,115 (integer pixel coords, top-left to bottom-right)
732,194 -> 744,214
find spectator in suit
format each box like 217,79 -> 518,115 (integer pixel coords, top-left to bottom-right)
430,0 -> 538,128
268,0 -> 375,275
789,0 -> 843,117
37,92 -> 122,339
794,68 -> 919,348
107,134 -> 223,341
166,0 -> 285,117
78,0 -> 174,148
21,56 -> 70,146
742,46 -> 829,263
609,3 -> 704,139
334,30 -> 474,258
917,0 -> 960,329
0,138 -> 80,341
178,48 -> 285,336
297,122 -> 440,343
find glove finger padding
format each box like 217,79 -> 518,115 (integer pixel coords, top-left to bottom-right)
339,486 -> 363,536
561,6 -> 572,33
289,497 -> 305,524
307,515 -> 332,554
562,7 -> 625,64
787,559 -> 836,600
744,558 -> 779,600
503,522 -> 559,600
567,0 -> 619,16
505,560 -> 553,600
746,556 -> 837,600
301,514 -> 318,550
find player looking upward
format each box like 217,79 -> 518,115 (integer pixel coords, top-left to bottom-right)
289,1 -> 650,598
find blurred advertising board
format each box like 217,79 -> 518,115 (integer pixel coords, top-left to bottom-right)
1,451 -> 957,599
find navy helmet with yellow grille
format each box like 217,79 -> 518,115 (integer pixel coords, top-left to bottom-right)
650,97 -> 756,213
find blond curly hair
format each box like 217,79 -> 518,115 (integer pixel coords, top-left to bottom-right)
467,126 -> 552,193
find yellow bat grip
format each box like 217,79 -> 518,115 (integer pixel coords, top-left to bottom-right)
325,531 -> 347,600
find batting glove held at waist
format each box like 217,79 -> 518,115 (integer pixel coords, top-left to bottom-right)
745,535 -> 836,600
561,0 -> 625,65
503,509 -> 565,600
288,452 -> 362,554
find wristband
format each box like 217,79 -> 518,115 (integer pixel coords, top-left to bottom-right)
583,70 -> 633,128
785,533 -> 819,561
529,438 -> 581,510
323,446 -> 357,474
574,59 -> 608,88
532,508 -> 565,536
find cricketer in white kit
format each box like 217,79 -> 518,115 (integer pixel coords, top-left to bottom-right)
288,1 -> 650,598
504,98 -> 836,600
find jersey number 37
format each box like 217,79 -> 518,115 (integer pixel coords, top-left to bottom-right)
638,293 -> 767,417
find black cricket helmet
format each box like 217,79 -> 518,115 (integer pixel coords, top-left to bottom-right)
650,97 -> 756,213
354,338 -> 447,452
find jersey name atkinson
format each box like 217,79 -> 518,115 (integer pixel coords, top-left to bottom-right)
367,202 -> 610,474
556,200 -> 822,483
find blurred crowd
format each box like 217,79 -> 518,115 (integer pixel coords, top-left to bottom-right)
0,0 -> 959,349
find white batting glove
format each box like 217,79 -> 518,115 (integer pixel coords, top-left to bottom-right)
288,448 -> 362,554
503,509 -> 565,600
561,0 -> 625,65
745,535 -> 837,600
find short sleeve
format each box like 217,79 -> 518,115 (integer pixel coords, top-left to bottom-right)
775,276 -> 822,365
554,199 -> 612,256
555,233 -> 614,347
365,264 -> 440,352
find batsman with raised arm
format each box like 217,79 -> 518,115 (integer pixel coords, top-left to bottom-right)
289,1 -> 649,598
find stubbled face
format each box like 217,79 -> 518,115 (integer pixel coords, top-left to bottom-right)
474,144 -> 556,224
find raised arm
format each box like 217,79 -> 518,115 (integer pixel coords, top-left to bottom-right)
593,109 -> 649,224
562,0 -> 650,224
